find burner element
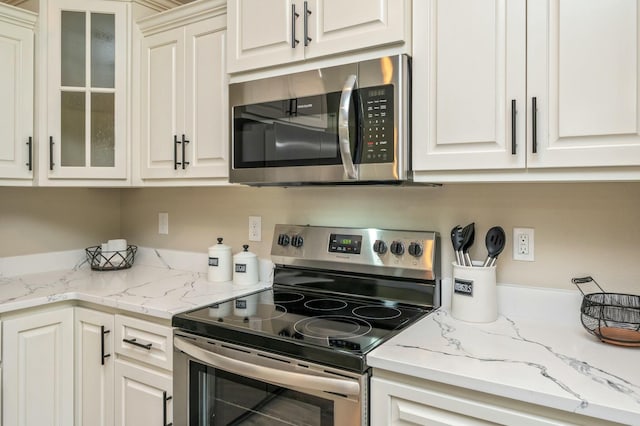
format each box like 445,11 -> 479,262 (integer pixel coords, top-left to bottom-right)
353,305 -> 402,320
273,292 -> 305,303
304,298 -> 348,311
294,315 -> 372,340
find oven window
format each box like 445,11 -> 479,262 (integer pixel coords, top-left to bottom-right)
189,361 -> 334,426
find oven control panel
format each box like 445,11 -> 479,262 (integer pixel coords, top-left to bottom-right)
271,224 -> 440,280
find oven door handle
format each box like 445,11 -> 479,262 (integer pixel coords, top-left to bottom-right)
174,336 -> 361,396
338,74 -> 358,180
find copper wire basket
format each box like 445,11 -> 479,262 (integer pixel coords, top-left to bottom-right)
572,276 -> 640,347
86,245 -> 137,271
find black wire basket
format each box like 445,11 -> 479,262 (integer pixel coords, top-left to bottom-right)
572,276 -> 640,347
86,245 -> 137,271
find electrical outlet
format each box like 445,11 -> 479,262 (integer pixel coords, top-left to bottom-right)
249,216 -> 261,241
158,212 -> 169,235
513,227 -> 534,261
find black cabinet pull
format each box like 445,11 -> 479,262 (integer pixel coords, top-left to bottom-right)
101,326 -> 111,365
122,338 -> 152,350
291,4 -> 299,48
181,134 -> 190,170
511,99 -> 517,155
26,136 -> 33,171
532,97 -> 538,154
174,135 -> 181,170
49,136 -> 55,170
303,1 -> 312,46
163,391 -> 173,426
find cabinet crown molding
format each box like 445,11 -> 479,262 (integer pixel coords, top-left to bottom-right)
138,0 -> 225,35
0,2 -> 36,28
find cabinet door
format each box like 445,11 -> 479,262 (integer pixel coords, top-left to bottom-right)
371,377 -> 578,426
3,308 -> 74,426
528,0 -> 640,168
114,359 -> 173,426
184,16 -> 229,179
412,0 -> 527,171
75,308 -> 114,426
227,0 -> 303,73
140,27 -> 185,179
46,0 -> 127,180
0,7 -> 34,181
304,0 -> 406,59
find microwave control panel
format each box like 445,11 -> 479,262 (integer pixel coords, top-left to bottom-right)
361,85 -> 394,164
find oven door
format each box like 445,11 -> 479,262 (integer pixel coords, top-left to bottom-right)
173,333 -> 367,426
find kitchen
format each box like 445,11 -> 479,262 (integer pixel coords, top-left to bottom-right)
1,0 -> 640,425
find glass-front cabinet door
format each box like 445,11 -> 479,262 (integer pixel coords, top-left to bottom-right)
46,0 -> 127,180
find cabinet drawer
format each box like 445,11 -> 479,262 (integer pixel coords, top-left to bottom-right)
114,315 -> 172,370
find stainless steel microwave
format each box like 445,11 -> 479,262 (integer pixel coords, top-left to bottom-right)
229,55 -> 411,185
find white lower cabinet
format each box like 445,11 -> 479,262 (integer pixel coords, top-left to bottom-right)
1,306 -> 173,426
110,313 -> 173,426
76,308 -> 115,426
115,359 -> 173,426
371,374 -> 619,426
2,307 -> 74,426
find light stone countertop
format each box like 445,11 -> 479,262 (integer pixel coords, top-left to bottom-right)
0,247 -> 271,319
367,283 -> 640,425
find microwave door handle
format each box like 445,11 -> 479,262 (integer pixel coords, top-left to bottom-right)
174,336 -> 360,396
338,74 -> 358,180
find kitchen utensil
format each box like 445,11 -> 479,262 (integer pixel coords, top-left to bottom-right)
233,244 -> 259,286
461,223 -> 475,266
450,225 -> 464,266
483,226 -> 506,267
572,276 -> 640,347
208,237 -> 232,282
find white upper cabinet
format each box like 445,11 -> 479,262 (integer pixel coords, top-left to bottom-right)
42,0 -> 128,181
227,0 -> 408,73
414,0 -> 640,178
527,0 -> 640,168
0,4 -> 36,183
412,0 -> 527,171
138,0 -> 229,183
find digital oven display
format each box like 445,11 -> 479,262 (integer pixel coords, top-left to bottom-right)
328,234 -> 362,254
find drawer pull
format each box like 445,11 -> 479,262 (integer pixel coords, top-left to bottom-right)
123,337 -> 152,350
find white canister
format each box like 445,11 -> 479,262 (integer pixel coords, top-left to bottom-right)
233,292 -> 259,317
233,244 -> 259,286
207,238 -> 232,282
451,261 -> 498,323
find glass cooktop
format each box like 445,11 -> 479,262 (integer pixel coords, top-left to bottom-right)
173,286 -> 431,373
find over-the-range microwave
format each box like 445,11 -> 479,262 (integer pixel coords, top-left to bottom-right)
229,55 -> 411,186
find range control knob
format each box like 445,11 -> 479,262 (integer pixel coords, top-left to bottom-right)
373,240 -> 388,254
408,242 -> 423,257
277,234 -> 290,246
291,235 -> 304,248
390,241 -> 405,256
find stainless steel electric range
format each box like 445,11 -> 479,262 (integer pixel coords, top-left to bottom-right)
173,224 -> 440,426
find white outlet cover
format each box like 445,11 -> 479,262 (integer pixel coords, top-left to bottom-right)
158,212 -> 169,235
513,227 -> 534,261
249,216 -> 261,242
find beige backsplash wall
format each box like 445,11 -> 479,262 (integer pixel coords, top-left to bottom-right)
0,187 -> 121,257
121,182 -> 640,294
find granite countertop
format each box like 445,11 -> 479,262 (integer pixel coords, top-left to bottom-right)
367,284 -> 640,425
0,248 -> 271,320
